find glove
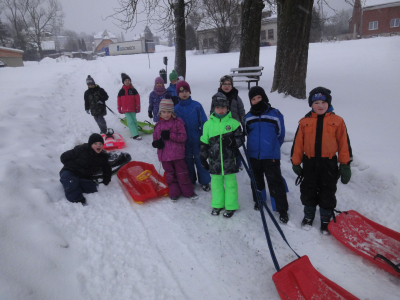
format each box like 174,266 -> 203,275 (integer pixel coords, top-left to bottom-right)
292,165 -> 303,176
338,164 -> 351,184
86,110 -> 90,114
222,136 -> 236,148
152,139 -> 165,149
103,177 -> 111,186
161,130 -> 170,140
148,111 -> 153,119
97,100 -> 104,104
201,157 -> 209,171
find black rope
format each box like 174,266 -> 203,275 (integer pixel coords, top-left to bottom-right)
374,254 -> 400,273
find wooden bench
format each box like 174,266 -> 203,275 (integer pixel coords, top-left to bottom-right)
229,66 -> 264,90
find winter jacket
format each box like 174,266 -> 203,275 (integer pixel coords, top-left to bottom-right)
60,144 -> 112,181
153,117 -> 187,162
200,112 -> 243,175
117,85 -> 141,114
174,97 -> 208,157
244,104 -> 285,160
291,111 -> 353,165
167,83 -> 179,106
84,85 -> 109,116
211,88 -> 245,123
149,91 -> 171,122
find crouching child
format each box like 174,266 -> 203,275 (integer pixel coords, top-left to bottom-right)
60,133 -> 111,205
200,93 -> 243,218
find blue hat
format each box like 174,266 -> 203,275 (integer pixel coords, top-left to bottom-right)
308,87 -> 331,107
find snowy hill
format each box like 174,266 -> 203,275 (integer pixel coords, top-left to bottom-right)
0,37 -> 400,299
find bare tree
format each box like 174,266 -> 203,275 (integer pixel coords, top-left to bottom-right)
2,0 -> 28,51
109,0 -> 199,79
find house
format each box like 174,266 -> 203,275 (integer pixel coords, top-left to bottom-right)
349,0 -> 400,38
0,46 -> 24,67
93,30 -> 118,52
260,11 -> 278,46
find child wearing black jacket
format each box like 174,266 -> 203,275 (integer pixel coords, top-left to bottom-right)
60,133 -> 111,205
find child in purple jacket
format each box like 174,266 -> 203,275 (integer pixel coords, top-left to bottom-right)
152,99 -> 198,202
148,77 -> 170,123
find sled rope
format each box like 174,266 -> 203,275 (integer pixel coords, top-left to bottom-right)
374,254 -> 400,273
105,104 -> 124,121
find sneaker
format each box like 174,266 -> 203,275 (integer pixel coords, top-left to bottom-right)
239,165 -> 244,171
254,202 -> 260,211
279,212 -> 289,224
223,210 -> 235,218
301,217 -> 314,231
320,222 -> 331,235
211,208 -> 223,216
202,184 -> 211,192
132,135 -> 142,140
189,193 -> 199,200
170,196 -> 179,202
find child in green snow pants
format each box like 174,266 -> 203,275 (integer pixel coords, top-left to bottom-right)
125,112 -> 139,137
211,174 -> 239,210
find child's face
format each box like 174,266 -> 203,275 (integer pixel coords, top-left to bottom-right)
124,79 -> 131,86
160,110 -> 172,120
251,95 -> 262,105
215,106 -> 228,115
91,142 -> 104,153
170,80 -> 177,85
179,90 -> 190,100
312,100 -> 329,115
156,82 -> 164,87
221,81 -> 233,93
88,84 -> 95,88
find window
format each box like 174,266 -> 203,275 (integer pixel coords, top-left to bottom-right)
260,30 -> 266,40
208,38 -> 214,47
203,38 -> 208,48
391,18 -> 400,28
369,21 -> 378,30
268,29 -> 274,39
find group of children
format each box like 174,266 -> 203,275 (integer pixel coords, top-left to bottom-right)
60,71 -> 352,234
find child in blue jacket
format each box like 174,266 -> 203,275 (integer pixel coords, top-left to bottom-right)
174,80 -> 211,191
244,86 -> 289,223
166,70 -> 179,106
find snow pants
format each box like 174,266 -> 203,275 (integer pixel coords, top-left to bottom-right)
124,112 -> 139,137
60,170 -> 97,203
249,158 -> 288,213
185,151 -> 211,186
162,159 -> 194,198
300,156 -> 338,217
93,114 -> 107,134
211,173 -> 239,211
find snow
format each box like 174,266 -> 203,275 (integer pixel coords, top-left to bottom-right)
364,0 -> 400,8
1,36 -> 400,299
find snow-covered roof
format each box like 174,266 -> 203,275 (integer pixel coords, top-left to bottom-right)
364,0 -> 400,9
94,30 -> 117,39
0,46 -> 24,53
262,14 -> 278,23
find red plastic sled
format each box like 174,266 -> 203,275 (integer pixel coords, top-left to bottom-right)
329,210 -> 400,278
101,133 -> 125,151
272,255 -> 359,299
117,161 -> 169,204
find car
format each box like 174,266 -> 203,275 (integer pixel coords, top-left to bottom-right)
260,42 -> 271,47
0,61 -> 5,68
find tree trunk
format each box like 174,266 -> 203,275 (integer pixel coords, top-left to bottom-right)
173,0 -> 186,79
271,0 -> 314,99
239,0 -> 265,68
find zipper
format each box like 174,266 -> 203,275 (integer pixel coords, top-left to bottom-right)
258,115 -> 261,160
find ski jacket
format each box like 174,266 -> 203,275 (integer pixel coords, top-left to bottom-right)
200,112 -> 243,175
153,117 -> 187,162
174,97 -> 208,157
166,83 -> 179,106
84,85 -> 109,116
60,144 -> 111,181
210,88 -> 245,123
117,85 -> 141,114
244,105 -> 285,160
148,90 -> 171,122
291,111 -> 353,165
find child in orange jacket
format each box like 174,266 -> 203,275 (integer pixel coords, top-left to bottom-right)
291,87 -> 353,235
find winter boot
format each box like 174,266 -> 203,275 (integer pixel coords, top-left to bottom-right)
279,212 -> 289,224
301,217 -> 314,231
170,196 -> 179,202
223,210 -> 235,218
320,222 -> 331,235
132,135 -> 142,140
320,207 -> 332,235
211,208 -> 223,216
189,193 -> 199,200
254,202 -> 260,211
202,183 -> 211,192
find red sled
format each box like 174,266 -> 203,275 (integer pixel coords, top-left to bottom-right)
101,133 -> 125,151
272,255 -> 359,300
329,210 -> 400,278
117,161 -> 169,204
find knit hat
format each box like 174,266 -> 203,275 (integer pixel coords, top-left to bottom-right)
248,86 -> 269,104
88,133 -> 104,146
219,75 -> 233,87
86,75 -> 95,86
308,87 -> 332,107
169,70 -> 178,81
178,76 -> 184,82
159,99 -> 174,112
155,76 -> 164,85
212,92 -> 229,110
121,73 -> 131,84
176,80 -> 191,94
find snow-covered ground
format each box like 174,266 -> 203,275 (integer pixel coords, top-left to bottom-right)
1,37 -> 400,299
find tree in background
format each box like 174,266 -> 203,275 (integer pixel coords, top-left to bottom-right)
120,31 -> 125,42
185,23 -> 197,50
3,0 -> 28,53
144,25 -> 154,39
324,9 -> 351,38
271,0 -> 314,99
63,29 -> 79,51
0,19 -> 11,47
309,6 -> 322,43
168,30 -> 174,46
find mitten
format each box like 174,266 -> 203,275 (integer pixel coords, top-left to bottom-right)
148,111 -> 153,119
222,136 -> 236,148
338,164 -> 351,184
86,110 -> 90,114
201,157 -> 209,171
292,165 -> 303,176
152,139 -> 165,149
161,130 -> 170,140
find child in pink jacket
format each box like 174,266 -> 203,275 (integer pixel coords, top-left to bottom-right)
152,99 -> 198,202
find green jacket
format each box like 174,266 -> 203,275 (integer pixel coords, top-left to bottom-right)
200,112 -> 243,175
